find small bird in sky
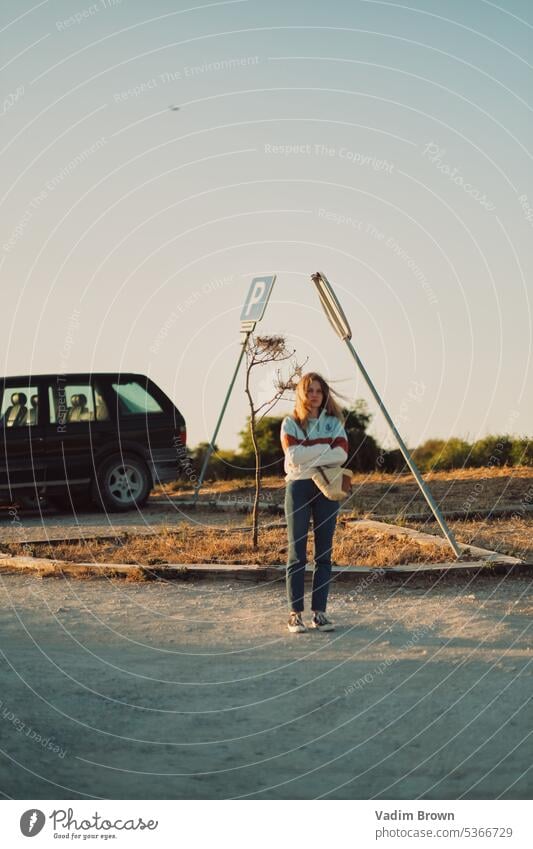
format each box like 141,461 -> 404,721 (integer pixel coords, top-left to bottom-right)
169,105 -> 180,111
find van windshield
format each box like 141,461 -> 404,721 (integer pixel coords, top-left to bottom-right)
112,381 -> 163,415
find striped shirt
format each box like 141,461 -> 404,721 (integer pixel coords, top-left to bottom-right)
280,409 -> 349,481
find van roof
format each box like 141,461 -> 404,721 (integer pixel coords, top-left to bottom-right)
1,372 -> 149,382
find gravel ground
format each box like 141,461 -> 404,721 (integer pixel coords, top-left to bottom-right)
0,501 -> 240,544
0,571 -> 531,800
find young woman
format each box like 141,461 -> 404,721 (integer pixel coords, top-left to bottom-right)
280,372 -> 349,633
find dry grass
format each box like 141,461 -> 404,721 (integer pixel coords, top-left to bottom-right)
159,467 -> 533,518
151,467 -> 533,567
413,517 -> 533,563
5,524 -> 455,568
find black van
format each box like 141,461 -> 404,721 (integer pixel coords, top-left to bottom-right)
0,373 -> 186,512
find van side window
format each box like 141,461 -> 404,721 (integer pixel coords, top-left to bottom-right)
48,383 -> 96,425
94,383 -> 110,422
111,381 -> 163,415
0,387 -> 38,427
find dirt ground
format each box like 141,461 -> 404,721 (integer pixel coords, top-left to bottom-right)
0,502 -> 236,544
0,571 -> 531,800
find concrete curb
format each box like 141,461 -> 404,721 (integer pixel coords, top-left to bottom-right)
0,554 -> 529,582
352,519 -> 522,565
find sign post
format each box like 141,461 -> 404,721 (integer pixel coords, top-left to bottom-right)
310,271 -> 462,558
193,275 -> 276,499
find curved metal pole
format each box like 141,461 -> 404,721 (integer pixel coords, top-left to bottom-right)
310,270 -> 461,558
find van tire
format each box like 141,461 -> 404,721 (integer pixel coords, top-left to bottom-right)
92,454 -> 151,512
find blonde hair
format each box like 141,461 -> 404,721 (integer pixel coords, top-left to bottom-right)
293,372 -> 345,430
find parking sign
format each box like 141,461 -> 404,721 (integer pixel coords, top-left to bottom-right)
240,275 -> 276,323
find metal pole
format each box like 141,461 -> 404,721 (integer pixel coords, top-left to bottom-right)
344,338 -> 462,558
193,328 -> 252,499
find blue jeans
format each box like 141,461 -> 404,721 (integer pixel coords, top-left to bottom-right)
285,478 -> 339,613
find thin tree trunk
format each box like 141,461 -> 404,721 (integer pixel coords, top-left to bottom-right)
243,335 -> 301,549
250,409 -> 261,548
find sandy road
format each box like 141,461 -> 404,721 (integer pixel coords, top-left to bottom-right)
0,570 -> 531,800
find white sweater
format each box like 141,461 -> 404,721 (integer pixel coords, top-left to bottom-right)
280,411 -> 349,481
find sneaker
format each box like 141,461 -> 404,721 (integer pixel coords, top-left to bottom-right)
287,612 -> 307,633
310,611 -> 335,632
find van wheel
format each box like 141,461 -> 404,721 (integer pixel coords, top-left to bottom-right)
93,454 -> 151,512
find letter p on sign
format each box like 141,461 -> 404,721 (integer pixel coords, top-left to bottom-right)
240,275 -> 276,323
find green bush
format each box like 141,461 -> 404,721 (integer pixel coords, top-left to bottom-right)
412,439 -> 447,472
411,435 -> 533,471
469,435 -> 514,468
187,443 -> 252,482
419,438 -> 472,471
209,450 -> 254,480
341,401 -> 381,472
188,425 -> 533,481
238,416 -> 285,476
346,429 -> 381,472
378,448 -> 408,473
510,437 -> 533,466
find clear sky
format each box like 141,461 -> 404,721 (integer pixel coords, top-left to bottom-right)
1,0 -> 532,450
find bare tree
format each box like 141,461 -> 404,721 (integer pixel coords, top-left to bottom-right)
244,335 -> 306,547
